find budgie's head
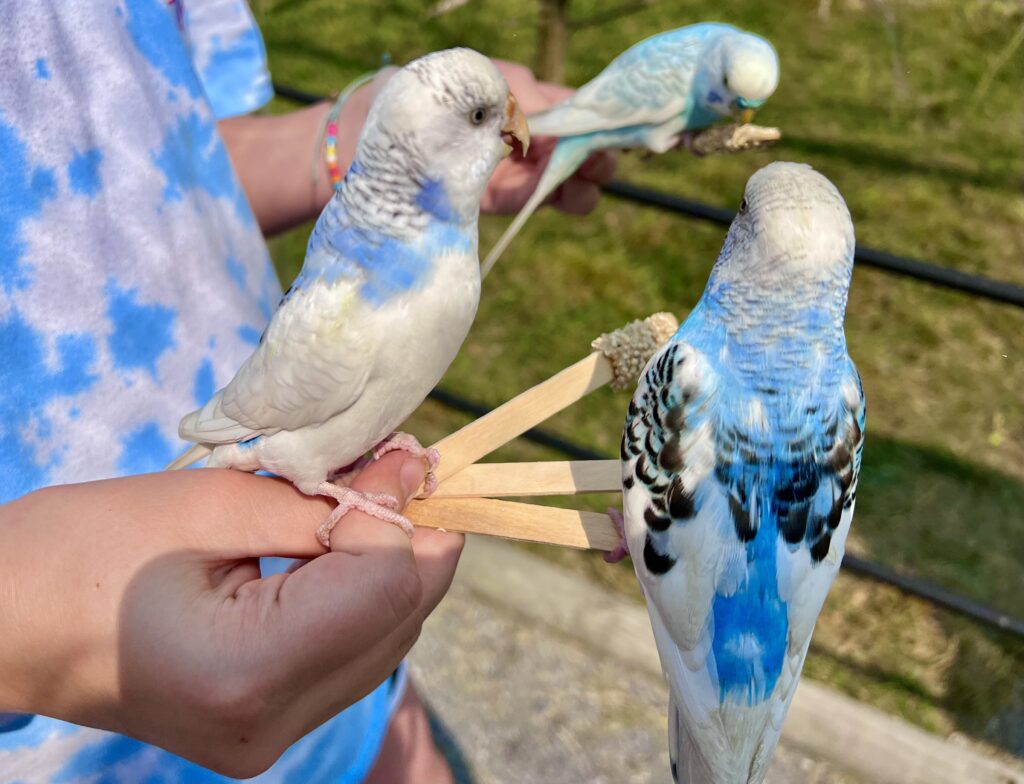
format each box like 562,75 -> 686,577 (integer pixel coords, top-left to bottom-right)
710,162 -> 854,294
706,32 -> 779,122
357,48 -> 529,223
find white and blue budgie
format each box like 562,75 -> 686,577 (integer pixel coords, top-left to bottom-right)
168,48 -> 529,546
481,23 -> 779,276
617,162 -> 865,783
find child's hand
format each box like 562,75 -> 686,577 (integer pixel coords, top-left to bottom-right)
0,453 -> 462,777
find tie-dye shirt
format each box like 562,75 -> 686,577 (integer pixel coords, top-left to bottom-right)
0,1 -> 397,780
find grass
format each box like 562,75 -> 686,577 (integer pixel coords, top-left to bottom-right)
254,0 -> 1024,758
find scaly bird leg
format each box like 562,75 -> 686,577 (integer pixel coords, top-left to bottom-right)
603,507 -> 630,564
315,481 -> 413,548
373,432 -> 441,496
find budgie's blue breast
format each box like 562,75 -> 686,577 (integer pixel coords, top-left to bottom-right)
298,177 -> 471,308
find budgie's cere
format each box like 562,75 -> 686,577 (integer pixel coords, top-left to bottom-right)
481,23 -> 779,277
618,162 -> 864,783
169,48 -> 529,544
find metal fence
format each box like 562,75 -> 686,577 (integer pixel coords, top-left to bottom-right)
274,83 -> 1024,639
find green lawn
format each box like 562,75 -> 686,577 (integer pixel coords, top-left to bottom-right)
255,0 -> 1024,757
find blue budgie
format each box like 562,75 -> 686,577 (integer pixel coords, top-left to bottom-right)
168,48 -> 529,546
481,23 -> 779,276
616,162 -> 864,783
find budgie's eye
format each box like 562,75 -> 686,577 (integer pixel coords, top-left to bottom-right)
469,107 -> 488,125
738,197 -> 748,214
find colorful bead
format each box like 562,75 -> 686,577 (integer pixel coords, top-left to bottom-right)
318,70 -> 381,193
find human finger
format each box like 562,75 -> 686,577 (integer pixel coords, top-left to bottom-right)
550,177 -> 602,215
577,149 -> 619,185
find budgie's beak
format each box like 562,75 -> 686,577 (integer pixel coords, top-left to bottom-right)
501,93 -> 530,157
740,108 -> 756,124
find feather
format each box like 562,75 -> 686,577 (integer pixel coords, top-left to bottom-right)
483,23 -> 779,274
168,49 -> 509,503
621,162 -> 862,782
165,443 -> 212,471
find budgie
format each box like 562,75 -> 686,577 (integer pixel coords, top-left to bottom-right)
617,162 -> 865,783
481,23 -> 779,277
168,48 -> 529,546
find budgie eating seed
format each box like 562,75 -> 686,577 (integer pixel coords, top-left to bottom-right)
481,23 -> 779,277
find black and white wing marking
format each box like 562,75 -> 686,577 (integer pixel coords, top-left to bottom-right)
621,341 -> 866,781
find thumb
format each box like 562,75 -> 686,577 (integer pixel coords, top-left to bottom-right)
269,453 -> 429,662
326,451 -> 428,554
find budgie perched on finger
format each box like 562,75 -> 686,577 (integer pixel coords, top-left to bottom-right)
481,23 -> 778,277
167,48 -> 529,546
616,162 -> 864,783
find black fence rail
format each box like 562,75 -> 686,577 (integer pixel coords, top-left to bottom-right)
275,83 -> 1024,639
274,81 -> 1024,310
605,181 -> 1024,309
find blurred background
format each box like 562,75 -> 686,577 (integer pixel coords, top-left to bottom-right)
255,0 -> 1023,769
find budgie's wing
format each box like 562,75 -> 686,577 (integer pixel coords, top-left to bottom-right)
179,271 -> 377,443
622,340 -> 742,774
529,29 -> 707,137
759,359 -> 865,779
622,342 -> 865,780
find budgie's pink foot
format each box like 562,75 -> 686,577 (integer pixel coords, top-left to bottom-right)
373,432 -> 441,496
315,481 -> 413,548
604,507 -> 630,564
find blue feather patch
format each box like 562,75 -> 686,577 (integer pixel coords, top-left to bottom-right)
711,514 -> 789,705
415,179 -> 458,223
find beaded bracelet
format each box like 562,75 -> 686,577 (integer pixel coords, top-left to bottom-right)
315,70 -> 382,193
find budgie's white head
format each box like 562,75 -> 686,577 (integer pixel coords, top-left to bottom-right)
711,162 -> 854,293
705,31 -> 779,122
354,48 -> 529,225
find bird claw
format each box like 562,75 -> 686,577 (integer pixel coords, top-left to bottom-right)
315,482 -> 414,548
604,507 -> 630,564
372,432 -> 441,496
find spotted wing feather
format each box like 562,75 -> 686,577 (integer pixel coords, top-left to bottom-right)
622,341 -> 865,782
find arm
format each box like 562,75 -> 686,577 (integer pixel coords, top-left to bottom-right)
219,62 -> 618,236
218,90 -> 368,236
0,453 -> 461,778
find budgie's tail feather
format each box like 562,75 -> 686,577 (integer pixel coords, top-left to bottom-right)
166,443 -> 212,471
480,136 -> 595,278
668,692 -> 718,784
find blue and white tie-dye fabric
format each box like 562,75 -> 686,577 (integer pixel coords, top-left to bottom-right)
183,0 -> 274,119
0,1 -> 397,781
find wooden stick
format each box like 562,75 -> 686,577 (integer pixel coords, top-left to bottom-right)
429,459 -> 621,498
427,312 -> 678,487
431,353 -> 613,483
406,497 -> 619,551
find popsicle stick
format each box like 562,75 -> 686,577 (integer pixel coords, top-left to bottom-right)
405,497 -> 619,551
431,354 -> 613,483
429,312 -> 678,486
428,459 -> 621,498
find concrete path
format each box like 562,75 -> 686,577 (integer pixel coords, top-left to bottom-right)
409,537 -> 1024,784
410,548 -> 856,783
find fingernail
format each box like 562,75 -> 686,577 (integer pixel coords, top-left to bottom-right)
399,456 -> 429,504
